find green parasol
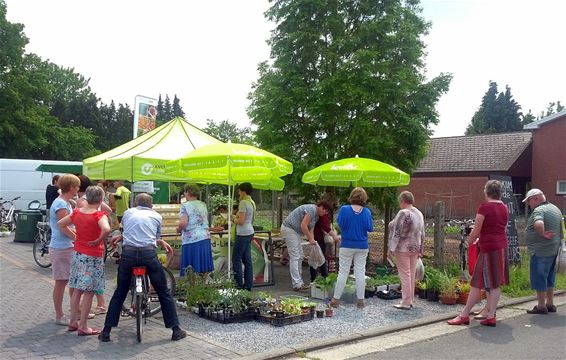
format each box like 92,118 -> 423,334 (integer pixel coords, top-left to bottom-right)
167,142 -> 293,191
302,156 -> 410,187
167,142 -> 293,271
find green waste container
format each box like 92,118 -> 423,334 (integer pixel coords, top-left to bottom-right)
14,210 -> 42,243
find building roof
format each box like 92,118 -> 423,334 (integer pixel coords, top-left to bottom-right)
415,132 -> 532,173
524,109 -> 566,129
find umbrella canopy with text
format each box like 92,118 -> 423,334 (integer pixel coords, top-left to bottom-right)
167,142 -> 293,191
302,156 -> 410,187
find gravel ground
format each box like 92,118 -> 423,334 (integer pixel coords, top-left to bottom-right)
178,297 -> 480,354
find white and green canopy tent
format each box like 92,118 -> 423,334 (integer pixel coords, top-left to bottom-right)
167,142 -> 293,271
83,117 -> 222,181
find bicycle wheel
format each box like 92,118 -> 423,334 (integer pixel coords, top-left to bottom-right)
148,267 -> 176,316
135,292 -> 143,343
33,232 -> 51,268
103,239 -> 109,262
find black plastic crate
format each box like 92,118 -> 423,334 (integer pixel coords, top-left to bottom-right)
198,306 -> 257,324
258,311 -> 314,327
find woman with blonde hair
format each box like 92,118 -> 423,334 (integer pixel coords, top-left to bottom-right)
49,174 -> 80,326
388,191 -> 425,310
331,187 -> 374,308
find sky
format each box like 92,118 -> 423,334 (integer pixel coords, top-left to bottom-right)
5,0 -> 566,138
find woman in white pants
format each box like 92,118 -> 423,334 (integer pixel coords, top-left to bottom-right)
280,201 -> 332,291
331,188 -> 374,308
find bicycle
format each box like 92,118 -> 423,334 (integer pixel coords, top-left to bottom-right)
0,196 -> 20,232
33,221 -> 52,268
455,219 -> 474,275
120,265 -> 176,342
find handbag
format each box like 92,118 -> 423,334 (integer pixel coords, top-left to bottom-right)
468,242 -> 480,277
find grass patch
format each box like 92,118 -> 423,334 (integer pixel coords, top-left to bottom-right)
501,251 -> 566,297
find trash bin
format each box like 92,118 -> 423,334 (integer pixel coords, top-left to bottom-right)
14,210 -> 42,243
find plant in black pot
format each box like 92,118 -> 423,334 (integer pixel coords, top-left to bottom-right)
425,267 -> 441,302
416,280 -> 428,299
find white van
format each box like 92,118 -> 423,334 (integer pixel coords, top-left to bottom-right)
0,159 -> 82,211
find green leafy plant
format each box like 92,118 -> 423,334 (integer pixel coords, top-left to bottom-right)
439,272 -> 459,298
458,282 -> 471,294
424,267 -> 442,292
0,225 -> 9,232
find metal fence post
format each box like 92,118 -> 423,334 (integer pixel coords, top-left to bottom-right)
434,201 -> 445,266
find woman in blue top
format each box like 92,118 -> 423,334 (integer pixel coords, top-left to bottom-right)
49,174 -> 80,326
331,187 -> 373,308
177,184 -> 214,276
232,182 -> 255,291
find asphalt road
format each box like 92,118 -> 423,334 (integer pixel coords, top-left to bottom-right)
353,305 -> 566,360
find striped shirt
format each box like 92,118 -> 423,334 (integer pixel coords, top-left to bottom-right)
525,202 -> 563,257
283,204 -> 318,234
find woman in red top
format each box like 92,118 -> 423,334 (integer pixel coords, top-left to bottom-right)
448,180 -> 509,327
58,186 -> 110,336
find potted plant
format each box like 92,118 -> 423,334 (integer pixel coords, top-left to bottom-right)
439,273 -> 459,305
457,282 -> 471,304
0,225 -> 10,237
425,267 -> 441,302
416,281 -> 428,299
324,303 -> 333,317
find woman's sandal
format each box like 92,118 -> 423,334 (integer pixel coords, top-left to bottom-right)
356,300 -> 365,309
78,327 -> 101,336
93,306 -> 107,315
330,298 -> 340,308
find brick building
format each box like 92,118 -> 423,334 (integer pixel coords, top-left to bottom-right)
402,110 -> 566,218
523,109 -> 566,210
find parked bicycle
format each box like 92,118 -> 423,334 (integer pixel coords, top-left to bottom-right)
0,196 -> 20,232
33,221 -> 52,268
454,219 -> 474,275
120,266 -> 176,342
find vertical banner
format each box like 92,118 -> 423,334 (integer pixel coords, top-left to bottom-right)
133,95 -> 158,139
489,175 -> 520,263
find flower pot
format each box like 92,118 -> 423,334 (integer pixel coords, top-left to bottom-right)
439,294 -> 458,305
364,287 -> 375,298
458,292 -> 469,305
426,290 -> 439,302
316,310 -> 324,318
418,288 -> 428,299
325,308 -> 333,317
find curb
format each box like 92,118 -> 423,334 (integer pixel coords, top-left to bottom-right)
244,290 -> 566,360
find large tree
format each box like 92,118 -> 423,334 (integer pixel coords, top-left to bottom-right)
203,119 -> 254,144
466,81 -> 523,134
0,1 -> 95,160
248,0 -> 451,202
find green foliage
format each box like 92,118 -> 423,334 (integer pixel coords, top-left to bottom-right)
423,266 -> 442,291
209,192 -> 231,215
366,274 -> 401,287
248,0 -> 451,205
466,81 -> 523,135
439,261 -> 461,278
203,119 -> 255,144
438,272 -> 459,296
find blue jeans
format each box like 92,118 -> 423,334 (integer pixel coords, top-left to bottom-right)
104,248 -> 179,329
232,234 -> 254,290
530,254 -> 556,292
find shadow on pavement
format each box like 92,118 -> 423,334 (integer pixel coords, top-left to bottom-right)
469,322 -> 514,345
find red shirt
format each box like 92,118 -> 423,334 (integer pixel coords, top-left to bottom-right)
314,214 -> 332,247
71,210 -> 106,257
477,201 -> 509,252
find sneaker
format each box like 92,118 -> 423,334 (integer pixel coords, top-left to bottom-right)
55,315 -> 70,326
171,328 -> 187,341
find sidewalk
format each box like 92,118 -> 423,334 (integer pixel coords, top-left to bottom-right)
1,234 -> 560,360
